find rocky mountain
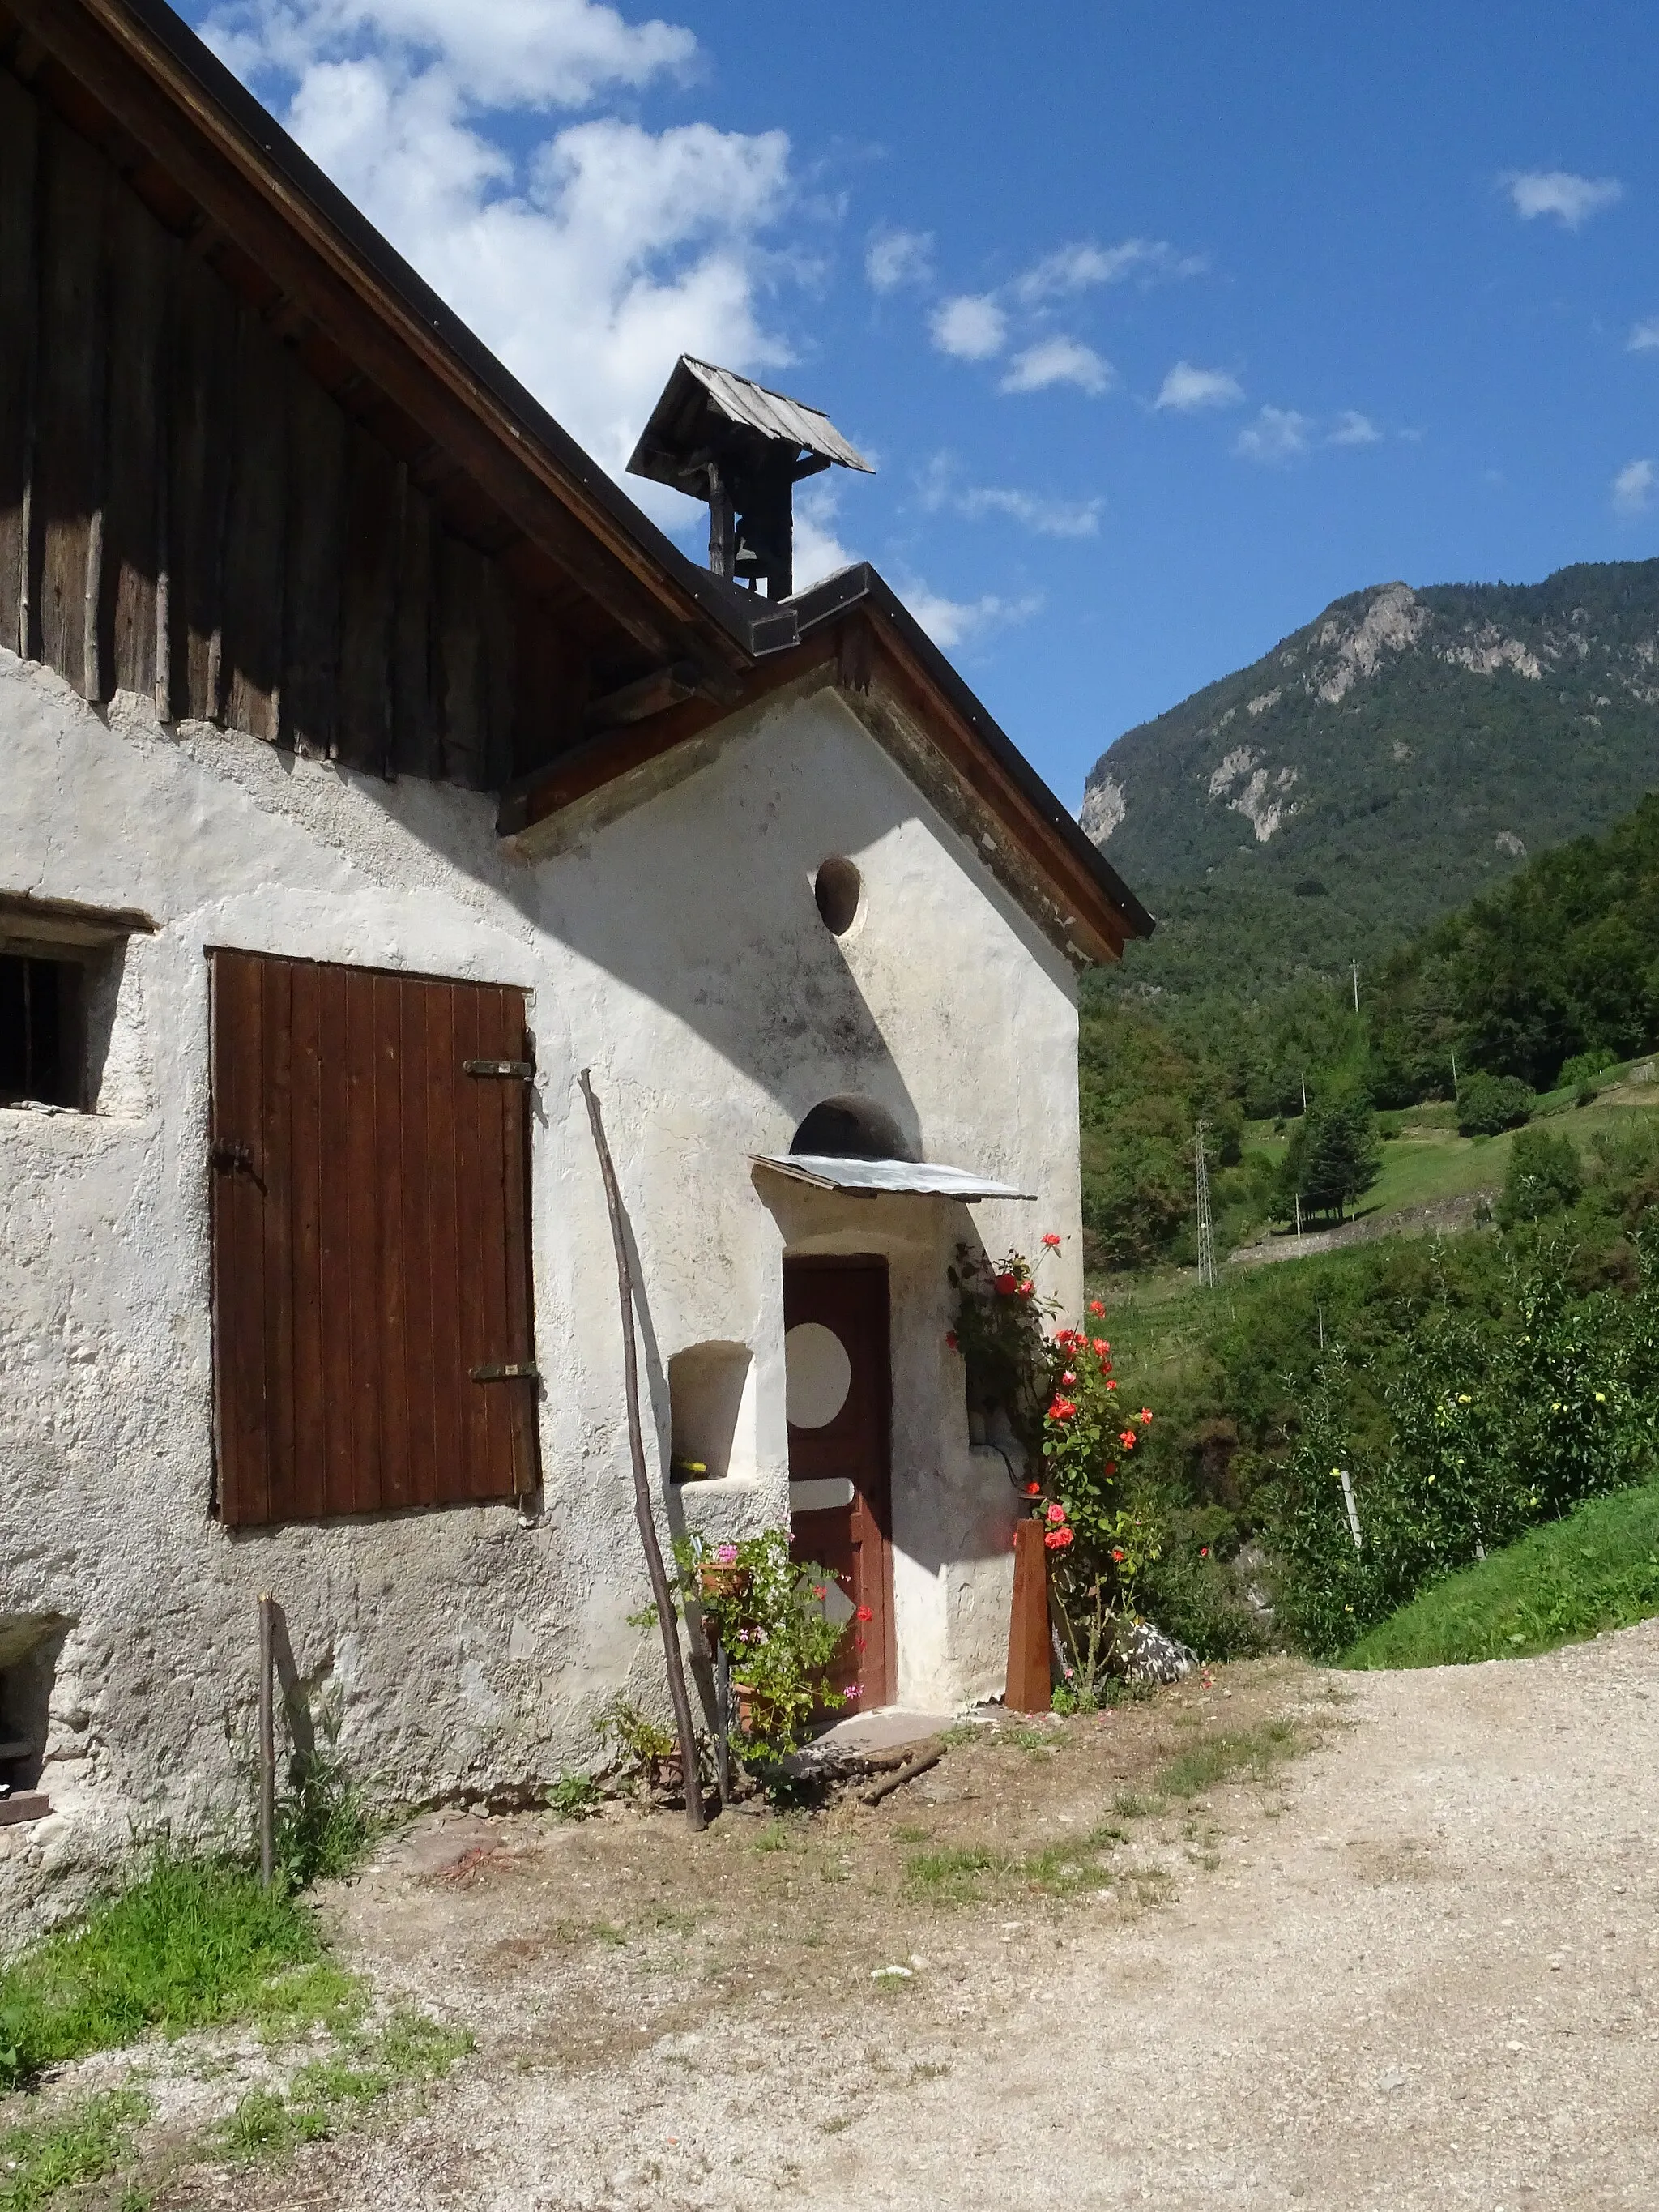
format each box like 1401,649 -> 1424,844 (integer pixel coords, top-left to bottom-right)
1083,558 -> 1659,997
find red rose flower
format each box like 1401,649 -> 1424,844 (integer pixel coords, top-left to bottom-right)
1089,1300 -> 1105,1317
1041,1232 -> 1062,1249
1119,1429 -> 1137,1450
1111,1547 -> 1125,1563
1017,1281 -> 1035,1300
993,1271 -> 1018,1296
855,1603 -> 873,1622
1043,1527 -> 1074,1551
1047,1397 -> 1077,1421
1199,1546 -> 1210,1558
1046,1501 -> 1067,1524
945,1330 -> 958,1351
1139,1407 -> 1154,1425
1061,1370 -> 1077,1386
1024,1480 -> 1042,1496
1091,1339 -> 1110,1356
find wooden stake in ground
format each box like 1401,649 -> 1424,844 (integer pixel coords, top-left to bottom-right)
578,1070 -> 706,1833
1004,1518 -> 1052,1713
257,1591 -> 275,1888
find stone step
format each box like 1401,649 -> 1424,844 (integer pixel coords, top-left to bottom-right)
0,1791 -> 50,1826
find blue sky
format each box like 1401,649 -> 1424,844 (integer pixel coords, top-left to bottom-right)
194,0 -> 1658,808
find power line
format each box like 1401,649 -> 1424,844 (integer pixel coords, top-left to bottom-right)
1195,1117 -> 1217,1289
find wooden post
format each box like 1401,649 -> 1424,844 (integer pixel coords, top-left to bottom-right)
257,1591 -> 275,1888
578,1070 -> 706,1833
1004,1518 -> 1051,1713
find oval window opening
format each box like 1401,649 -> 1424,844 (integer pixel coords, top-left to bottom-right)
813,856 -> 862,936
785,1321 -> 853,1428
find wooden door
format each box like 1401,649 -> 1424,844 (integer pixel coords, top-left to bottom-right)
209,949 -> 537,1526
783,1257 -> 894,1709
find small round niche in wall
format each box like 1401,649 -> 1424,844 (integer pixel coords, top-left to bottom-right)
812,856 -> 862,937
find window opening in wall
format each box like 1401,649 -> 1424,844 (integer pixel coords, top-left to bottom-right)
0,893 -> 156,1114
668,1343 -> 752,1482
813,856 -> 862,936
790,1094 -> 917,1162
0,954 -> 83,1108
0,1615 -> 67,1826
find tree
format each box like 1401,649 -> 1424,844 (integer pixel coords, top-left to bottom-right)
1456,1072 -> 1532,1136
1495,1127 -> 1583,1228
1276,1095 -> 1382,1223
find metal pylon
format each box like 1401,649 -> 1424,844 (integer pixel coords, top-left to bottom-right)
1196,1117 -> 1217,1288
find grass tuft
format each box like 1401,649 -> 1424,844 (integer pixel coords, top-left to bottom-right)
1154,1720 -> 1302,1800
0,2089 -> 149,2212
1344,1480 -> 1659,1668
0,1850 -> 319,2091
218,2007 -> 473,2164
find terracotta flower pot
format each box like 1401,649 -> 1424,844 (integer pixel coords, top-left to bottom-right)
698,1564 -> 753,1605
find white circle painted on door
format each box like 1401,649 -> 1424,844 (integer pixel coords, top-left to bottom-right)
784,1322 -> 852,1429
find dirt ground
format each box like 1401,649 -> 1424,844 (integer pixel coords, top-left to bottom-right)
122,1616 -> 1656,2211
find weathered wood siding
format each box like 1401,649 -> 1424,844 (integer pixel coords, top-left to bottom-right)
210,950 -> 538,1526
0,85 -> 518,787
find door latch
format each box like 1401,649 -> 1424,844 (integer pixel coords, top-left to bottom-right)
463,1059 -> 535,1079
471,1362 -> 539,1382
210,1140 -> 254,1174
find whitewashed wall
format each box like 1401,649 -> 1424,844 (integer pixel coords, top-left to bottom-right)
0,647 -> 1081,1936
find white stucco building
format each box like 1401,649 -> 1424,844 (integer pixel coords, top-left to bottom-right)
0,0 -> 1150,1931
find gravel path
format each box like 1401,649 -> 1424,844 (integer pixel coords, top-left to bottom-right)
191,1622 -> 1659,2211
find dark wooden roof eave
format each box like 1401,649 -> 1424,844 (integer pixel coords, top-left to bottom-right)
5,0 -> 768,684
499,570 -> 1154,966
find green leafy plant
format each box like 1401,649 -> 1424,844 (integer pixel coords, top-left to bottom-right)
547,1772 -> 601,1821
1456,1070 -> 1533,1136
273,1698 -> 378,1892
595,1696 -> 679,1788
1496,1125 -> 1584,1227
670,1531 -> 855,1761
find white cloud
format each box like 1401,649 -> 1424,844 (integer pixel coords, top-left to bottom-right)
1501,169 -> 1623,229
958,487 -> 1100,538
895,580 -> 1041,650
1612,458 -> 1656,515
864,226 -> 933,293
1234,406 -> 1311,463
916,455 -> 1099,536
930,293 -> 1008,360
198,0 -> 797,510
1013,237 -> 1202,303
1629,319 -> 1659,354
1154,360 -> 1243,412
791,481 -> 859,590
998,335 -> 1111,395
1328,409 -> 1382,446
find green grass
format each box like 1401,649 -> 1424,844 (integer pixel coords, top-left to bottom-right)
217,2008 -> 472,2164
1344,1480 -> 1659,1668
0,2090 -> 149,2212
0,1851 -> 321,2090
1153,1720 -> 1303,1800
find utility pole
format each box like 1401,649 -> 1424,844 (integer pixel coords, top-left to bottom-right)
1451,1048 -> 1458,1091
1195,1118 -> 1217,1288
1300,1071 -> 1308,1115
1351,960 -> 1360,1014
1295,1190 -> 1303,1250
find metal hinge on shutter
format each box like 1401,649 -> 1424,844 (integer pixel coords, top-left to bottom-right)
463,1058 -> 535,1079
471,1361 -> 540,1382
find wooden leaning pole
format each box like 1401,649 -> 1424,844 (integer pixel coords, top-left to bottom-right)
257,1591 -> 275,1888
578,1070 -> 706,1832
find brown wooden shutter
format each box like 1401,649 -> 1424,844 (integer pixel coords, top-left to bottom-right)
210,950 -> 537,1526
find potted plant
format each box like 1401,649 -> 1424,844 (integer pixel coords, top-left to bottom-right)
672,1531 -> 855,1761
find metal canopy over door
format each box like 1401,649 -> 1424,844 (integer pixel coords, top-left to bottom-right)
209,948 -> 538,1526
783,1256 -> 894,1709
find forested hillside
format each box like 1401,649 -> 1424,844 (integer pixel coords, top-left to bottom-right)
1084,558 -> 1659,1000
1081,791 -> 1659,1270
